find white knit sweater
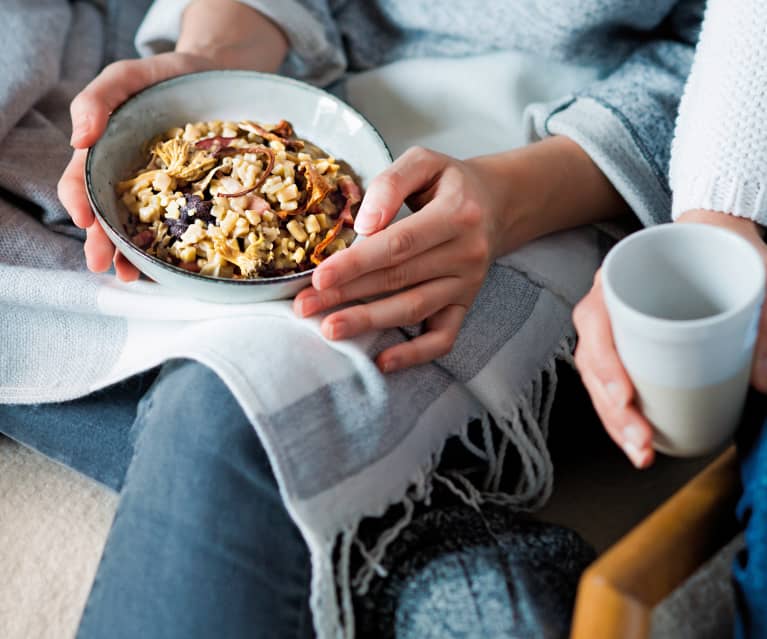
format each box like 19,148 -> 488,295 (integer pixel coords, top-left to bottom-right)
671,0 -> 767,224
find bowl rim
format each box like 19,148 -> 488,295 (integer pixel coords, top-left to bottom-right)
85,69 -> 393,286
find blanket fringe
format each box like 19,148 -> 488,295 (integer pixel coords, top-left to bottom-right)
312,333 -> 575,638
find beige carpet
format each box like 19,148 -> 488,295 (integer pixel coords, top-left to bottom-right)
0,436 -> 116,639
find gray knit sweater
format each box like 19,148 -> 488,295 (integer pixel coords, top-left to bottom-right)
138,0 -> 704,226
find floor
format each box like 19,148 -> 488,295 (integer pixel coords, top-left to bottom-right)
0,438 -> 116,639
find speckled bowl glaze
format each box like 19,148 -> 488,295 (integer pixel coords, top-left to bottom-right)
86,70 -> 391,304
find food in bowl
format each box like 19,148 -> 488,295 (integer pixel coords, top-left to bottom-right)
116,118 -> 362,279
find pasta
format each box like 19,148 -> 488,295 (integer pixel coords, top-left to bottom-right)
116,119 -> 362,279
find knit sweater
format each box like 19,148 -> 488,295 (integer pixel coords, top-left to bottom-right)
670,0 -> 767,225
137,0 -> 705,228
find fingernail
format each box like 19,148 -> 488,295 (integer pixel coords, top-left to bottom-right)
70,115 -> 91,146
316,269 -> 338,290
623,441 -> 644,467
329,319 -> 349,340
354,209 -> 382,235
623,423 -> 645,447
297,293 -> 320,317
381,358 -> 399,373
623,441 -> 652,468
605,381 -> 627,407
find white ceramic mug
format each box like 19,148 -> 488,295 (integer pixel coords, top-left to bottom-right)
602,223 -> 765,457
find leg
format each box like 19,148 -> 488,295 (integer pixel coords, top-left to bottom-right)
75,359 -> 313,639
0,371 -> 157,491
733,411 -> 767,639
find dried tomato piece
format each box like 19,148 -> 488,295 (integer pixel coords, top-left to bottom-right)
311,217 -> 345,266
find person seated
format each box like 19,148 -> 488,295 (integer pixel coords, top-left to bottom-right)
573,2 -> 767,637
1,0 -> 705,636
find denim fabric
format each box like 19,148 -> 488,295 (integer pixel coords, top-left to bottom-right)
734,404 -> 767,639
0,360 -> 597,639
0,360 -> 314,639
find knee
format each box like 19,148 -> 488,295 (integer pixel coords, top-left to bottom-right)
132,359 -> 268,476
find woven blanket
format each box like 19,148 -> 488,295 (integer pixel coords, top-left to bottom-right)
0,2 -> 613,636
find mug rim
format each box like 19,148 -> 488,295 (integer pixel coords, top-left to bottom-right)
602,223 -> 766,339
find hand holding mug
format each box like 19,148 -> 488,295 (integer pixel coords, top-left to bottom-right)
574,210 -> 767,467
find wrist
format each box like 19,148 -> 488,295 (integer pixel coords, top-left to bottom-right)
676,209 -> 765,240
468,136 -> 629,259
176,0 -> 288,72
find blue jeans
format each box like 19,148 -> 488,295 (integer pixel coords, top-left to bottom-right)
1,360 -> 593,639
734,404 -> 767,639
0,360 -> 314,639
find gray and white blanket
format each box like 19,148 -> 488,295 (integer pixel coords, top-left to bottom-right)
0,2 -> 617,637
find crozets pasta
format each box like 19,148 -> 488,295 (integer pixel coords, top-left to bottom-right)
116,119 -> 362,279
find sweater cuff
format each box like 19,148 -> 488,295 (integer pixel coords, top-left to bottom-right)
672,174 -> 767,226
524,96 -> 671,228
134,0 -> 346,86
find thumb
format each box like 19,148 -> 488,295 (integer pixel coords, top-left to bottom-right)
70,53 -> 215,148
354,146 -> 448,235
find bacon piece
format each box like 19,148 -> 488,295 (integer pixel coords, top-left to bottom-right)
336,175 -> 362,226
271,120 -> 295,139
238,120 -> 303,151
178,261 -> 201,273
131,229 -> 154,249
195,136 -> 237,152
244,195 -> 271,214
218,147 -> 275,198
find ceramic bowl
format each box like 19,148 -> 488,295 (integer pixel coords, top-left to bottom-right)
86,70 -> 391,303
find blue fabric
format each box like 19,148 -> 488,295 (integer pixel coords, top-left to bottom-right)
734,408 -> 767,639
0,360 -> 596,639
0,360 -> 314,639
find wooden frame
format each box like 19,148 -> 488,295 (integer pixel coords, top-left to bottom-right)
570,446 -> 741,639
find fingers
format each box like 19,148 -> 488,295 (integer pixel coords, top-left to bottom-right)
320,277 -> 465,340
295,239 -> 468,317
70,53 -> 213,148
582,371 -> 655,468
70,59 -> 150,148
84,221 -> 116,273
573,271 -> 654,468
58,150 -> 92,228
376,304 -> 466,373
114,251 -> 140,282
573,272 -> 634,406
314,195 -> 480,292
354,146 -> 450,235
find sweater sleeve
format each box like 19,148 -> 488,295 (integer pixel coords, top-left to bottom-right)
525,0 -> 703,227
670,0 -> 767,224
134,0 -> 346,86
